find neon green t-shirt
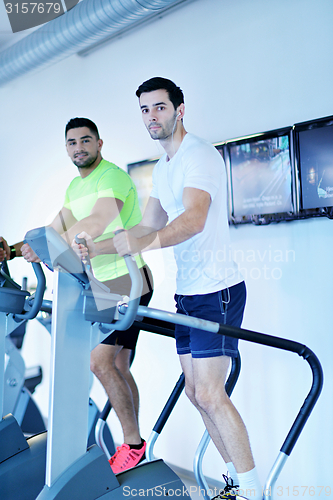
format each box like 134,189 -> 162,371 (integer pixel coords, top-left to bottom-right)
64,159 -> 145,282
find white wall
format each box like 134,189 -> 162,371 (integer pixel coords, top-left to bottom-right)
1,0 -> 332,496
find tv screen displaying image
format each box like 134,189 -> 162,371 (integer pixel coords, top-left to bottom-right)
294,116 -> 333,211
225,128 -> 294,223
127,158 -> 159,213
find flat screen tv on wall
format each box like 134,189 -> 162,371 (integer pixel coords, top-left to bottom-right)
223,127 -> 295,224
294,115 -> 333,219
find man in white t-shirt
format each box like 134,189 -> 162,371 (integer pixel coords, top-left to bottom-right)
113,77 -> 261,499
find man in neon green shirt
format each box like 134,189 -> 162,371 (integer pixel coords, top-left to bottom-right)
0,118 -> 152,473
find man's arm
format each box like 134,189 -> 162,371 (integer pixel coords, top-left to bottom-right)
0,207 -> 77,263
75,196 -> 168,258
1,207 -> 78,263
113,188 -> 210,256
4,196 -> 124,263
0,237 -> 35,261
46,197 -> 124,259
49,207 -> 78,235
60,197 -> 124,246
139,196 -> 169,233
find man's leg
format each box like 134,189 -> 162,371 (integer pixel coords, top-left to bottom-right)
180,353 -> 232,464
89,267 -> 152,473
115,347 -> 139,421
95,264 -> 153,442
181,353 -> 261,499
90,343 -> 141,445
187,354 -> 254,473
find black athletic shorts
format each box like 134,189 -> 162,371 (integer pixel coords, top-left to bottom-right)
101,265 -> 153,350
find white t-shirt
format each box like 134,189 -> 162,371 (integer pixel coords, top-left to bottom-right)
150,133 -> 243,295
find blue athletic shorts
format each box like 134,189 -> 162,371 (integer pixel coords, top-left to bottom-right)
174,281 -> 246,359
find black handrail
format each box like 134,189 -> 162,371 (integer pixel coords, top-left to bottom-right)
216,323 -> 323,456
152,373 -> 185,435
134,318 -> 175,338
225,349 -> 241,397
152,350 -> 241,436
97,320 -> 242,435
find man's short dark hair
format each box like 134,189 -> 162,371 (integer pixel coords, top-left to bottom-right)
65,118 -> 100,140
136,77 -> 184,110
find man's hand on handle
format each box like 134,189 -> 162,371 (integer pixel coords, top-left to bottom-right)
71,231 -> 97,260
0,237 -> 10,262
113,228 -> 140,257
20,243 -> 41,263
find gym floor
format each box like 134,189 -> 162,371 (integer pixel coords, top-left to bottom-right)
171,465 -> 225,500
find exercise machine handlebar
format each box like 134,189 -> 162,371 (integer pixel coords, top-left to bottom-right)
0,243 -> 46,322
108,229 -> 143,331
74,234 -> 92,273
113,255 -> 142,331
24,226 -> 90,286
25,226 -> 143,332
75,229 -> 143,332
13,263 -> 46,321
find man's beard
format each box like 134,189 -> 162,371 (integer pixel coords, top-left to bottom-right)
73,152 -> 98,169
148,112 -> 177,140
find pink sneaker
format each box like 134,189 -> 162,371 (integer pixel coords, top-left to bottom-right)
109,441 -> 146,474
